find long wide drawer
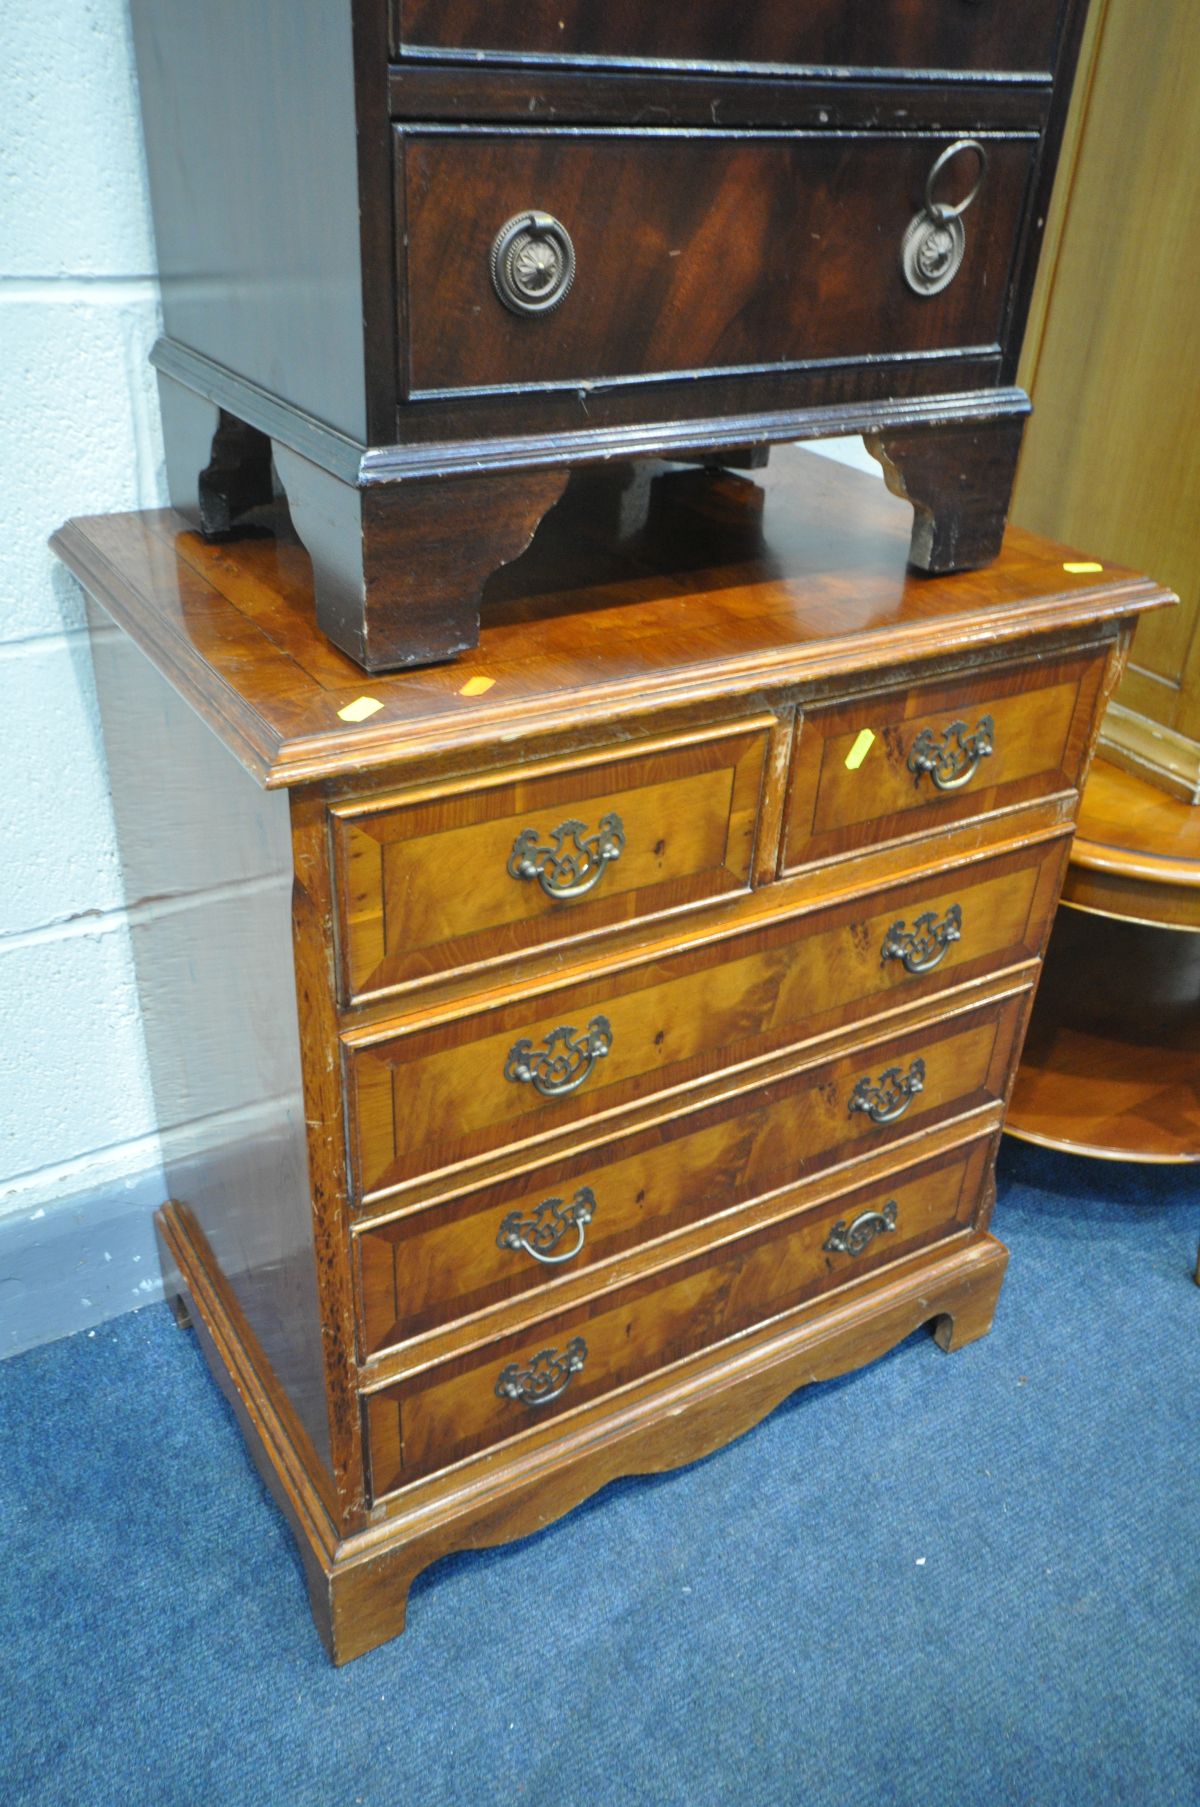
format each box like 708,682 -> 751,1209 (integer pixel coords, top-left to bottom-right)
363,1133 -> 992,1496
399,129 -> 1036,395
345,836 -> 1066,1198
393,2 -> 1067,79
355,989 -> 1026,1353
331,720 -> 770,1007
783,644 -> 1107,872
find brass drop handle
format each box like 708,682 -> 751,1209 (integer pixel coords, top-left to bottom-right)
497,1187 -> 597,1266
508,813 -> 625,899
491,210 -> 576,315
848,1058 -> 926,1126
923,139 -> 989,223
880,904 -> 963,975
907,715 -> 995,791
901,138 -> 988,297
824,1200 -> 899,1259
495,1338 -> 588,1409
504,1016 -> 613,1098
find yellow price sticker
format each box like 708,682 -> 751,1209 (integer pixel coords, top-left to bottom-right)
337,696 -> 384,724
459,676 -> 496,697
845,728 -> 877,771
1063,561 -> 1104,575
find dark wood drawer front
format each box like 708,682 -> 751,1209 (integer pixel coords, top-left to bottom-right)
399,130 -> 1036,396
331,723 -> 769,1006
394,2 -> 1066,78
356,991 -> 1024,1353
364,1136 -> 987,1494
346,837 -> 1065,1198
784,646 -> 1107,872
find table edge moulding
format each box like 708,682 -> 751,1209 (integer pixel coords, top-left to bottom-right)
53,448 -> 1172,1662
1007,757 -> 1200,1164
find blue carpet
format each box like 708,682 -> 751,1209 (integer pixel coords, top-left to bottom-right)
2,1140 -> 1198,1807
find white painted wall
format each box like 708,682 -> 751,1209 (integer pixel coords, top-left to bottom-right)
0,1 -> 169,1339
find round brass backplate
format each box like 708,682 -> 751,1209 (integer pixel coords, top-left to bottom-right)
901,211 -> 967,297
491,211 -> 576,316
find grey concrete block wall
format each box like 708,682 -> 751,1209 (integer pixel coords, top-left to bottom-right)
2,2 -> 176,1350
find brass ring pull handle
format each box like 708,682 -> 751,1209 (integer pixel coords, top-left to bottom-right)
495,1338 -> 588,1409
491,210 -> 576,316
923,138 -> 989,223
902,139 -> 988,297
907,715 -> 995,791
848,1058 -> 926,1126
496,1187 -> 597,1266
880,904 -> 963,975
823,1200 -> 898,1259
508,813 -> 625,899
504,1016 -> 613,1098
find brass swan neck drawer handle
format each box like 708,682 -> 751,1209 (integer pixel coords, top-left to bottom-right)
504,1016 -> 613,1097
849,1058 -> 926,1125
880,903 -> 963,975
491,210 -> 576,316
823,1200 -> 898,1259
508,812 -> 625,900
497,1187 -> 597,1266
907,715 -> 995,791
495,1338 -> 588,1409
901,137 -> 988,297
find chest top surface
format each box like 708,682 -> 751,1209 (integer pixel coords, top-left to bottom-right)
53,448 -> 1166,790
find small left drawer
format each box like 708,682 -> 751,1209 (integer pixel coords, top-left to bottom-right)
330,721 -> 770,1006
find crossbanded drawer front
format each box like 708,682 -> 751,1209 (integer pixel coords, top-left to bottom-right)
354,991 -> 1025,1354
393,1 -> 1066,78
331,722 -> 769,1006
783,646 -> 1107,872
399,130 -> 1036,396
345,837 -> 1065,1198
363,1136 -> 988,1496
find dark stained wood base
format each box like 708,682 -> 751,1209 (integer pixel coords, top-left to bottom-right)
158,363 -> 1037,671
866,413 -> 1029,576
158,372 -> 571,671
158,372 -> 276,539
158,1198 -> 1008,1665
270,449 -> 570,672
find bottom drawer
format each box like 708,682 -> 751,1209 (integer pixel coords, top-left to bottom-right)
364,1134 -> 991,1498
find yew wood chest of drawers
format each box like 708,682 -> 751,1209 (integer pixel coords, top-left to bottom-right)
130,0 -> 1091,670
55,449 -> 1169,1662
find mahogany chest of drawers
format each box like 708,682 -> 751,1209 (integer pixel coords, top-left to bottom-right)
55,450 -> 1168,1661
130,0 -> 1091,670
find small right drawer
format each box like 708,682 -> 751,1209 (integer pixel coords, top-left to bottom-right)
782,646 -> 1107,873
